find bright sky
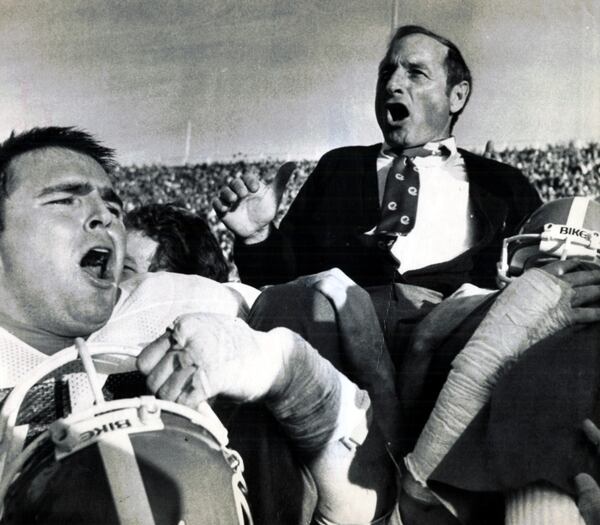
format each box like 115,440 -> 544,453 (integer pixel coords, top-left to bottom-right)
2,0 -> 599,164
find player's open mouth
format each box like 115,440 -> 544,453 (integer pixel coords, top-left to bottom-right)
80,247 -> 114,285
387,102 -> 409,124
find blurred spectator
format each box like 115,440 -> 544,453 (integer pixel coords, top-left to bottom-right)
125,203 -> 229,282
111,143 -> 600,277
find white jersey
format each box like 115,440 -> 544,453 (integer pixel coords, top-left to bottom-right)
0,272 -> 257,389
0,272 -> 259,495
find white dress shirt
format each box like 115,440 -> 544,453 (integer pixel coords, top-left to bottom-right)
376,137 -> 477,273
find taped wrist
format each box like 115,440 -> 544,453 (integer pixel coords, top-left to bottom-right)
406,268 -> 574,485
266,336 -> 370,456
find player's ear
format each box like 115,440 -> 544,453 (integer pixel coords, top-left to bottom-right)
449,81 -> 469,114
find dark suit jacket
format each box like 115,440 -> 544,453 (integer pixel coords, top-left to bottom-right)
236,144 -> 542,296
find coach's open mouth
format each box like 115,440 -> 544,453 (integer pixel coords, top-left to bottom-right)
80,247 -> 114,283
387,102 -> 409,123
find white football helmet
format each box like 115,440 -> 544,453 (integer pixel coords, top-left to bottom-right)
0,343 -> 252,525
497,196 -> 600,288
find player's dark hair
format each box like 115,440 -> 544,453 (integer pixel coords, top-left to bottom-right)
0,127 -> 116,230
384,25 -> 472,131
125,203 -> 229,282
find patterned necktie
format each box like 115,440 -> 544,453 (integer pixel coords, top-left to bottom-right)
376,155 -> 420,236
376,146 -> 445,237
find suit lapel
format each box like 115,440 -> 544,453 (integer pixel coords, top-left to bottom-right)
461,150 -> 509,243
358,143 -> 384,232
357,146 -> 510,249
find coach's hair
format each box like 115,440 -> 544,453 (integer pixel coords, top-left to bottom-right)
385,25 -> 472,130
0,126 -> 116,230
126,203 -> 230,283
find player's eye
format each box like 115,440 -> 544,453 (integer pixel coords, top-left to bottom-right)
48,196 -> 75,205
121,257 -> 139,279
123,254 -> 137,271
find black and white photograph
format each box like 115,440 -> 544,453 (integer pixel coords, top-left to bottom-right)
0,1 -> 599,523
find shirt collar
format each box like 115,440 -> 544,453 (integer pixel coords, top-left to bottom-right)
380,137 -> 457,159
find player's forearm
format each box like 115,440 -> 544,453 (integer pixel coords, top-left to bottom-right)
406,268 -> 576,485
265,331 -> 396,524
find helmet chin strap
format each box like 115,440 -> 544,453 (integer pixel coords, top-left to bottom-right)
538,223 -> 600,263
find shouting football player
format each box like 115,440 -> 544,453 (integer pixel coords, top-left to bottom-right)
0,127 -> 393,524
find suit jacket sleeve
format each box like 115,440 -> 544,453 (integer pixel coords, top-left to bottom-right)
235,149 -> 542,291
234,150 -> 340,288
500,165 -> 542,235
455,151 -> 542,292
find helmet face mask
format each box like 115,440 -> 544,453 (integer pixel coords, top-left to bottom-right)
0,344 -> 253,525
497,197 -> 600,288
3,400 -> 252,525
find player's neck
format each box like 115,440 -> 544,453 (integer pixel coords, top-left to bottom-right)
0,311 -> 75,355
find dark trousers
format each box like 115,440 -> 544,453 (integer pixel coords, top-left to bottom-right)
223,281 -> 437,524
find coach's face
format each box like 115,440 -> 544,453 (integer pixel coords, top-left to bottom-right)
375,33 -> 467,150
0,147 -> 125,339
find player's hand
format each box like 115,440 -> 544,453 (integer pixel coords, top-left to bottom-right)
290,268 -> 390,379
137,313 -> 286,407
540,259 -> 600,323
576,419 -> 600,525
212,162 -> 296,243
290,267 -> 367,309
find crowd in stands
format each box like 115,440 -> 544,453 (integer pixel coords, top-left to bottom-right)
113,142 -> 600,276
486,141 -> 600,201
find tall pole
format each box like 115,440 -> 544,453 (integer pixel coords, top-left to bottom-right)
183,120 -> 192,164
391,0 -> 398,34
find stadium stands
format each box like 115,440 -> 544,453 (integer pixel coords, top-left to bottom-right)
113,142 -> 600,277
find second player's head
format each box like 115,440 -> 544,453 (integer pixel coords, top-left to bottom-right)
124,203 -> 229,282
